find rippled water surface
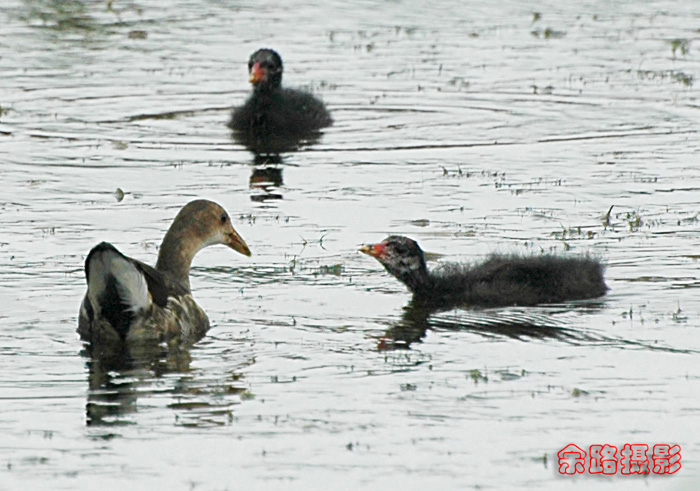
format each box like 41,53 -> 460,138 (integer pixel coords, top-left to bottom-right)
2,0 -> 700,489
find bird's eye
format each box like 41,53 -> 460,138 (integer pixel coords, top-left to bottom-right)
220,214 -> 228,225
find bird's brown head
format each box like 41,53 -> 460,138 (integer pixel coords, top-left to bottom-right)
167,199 -> 251,257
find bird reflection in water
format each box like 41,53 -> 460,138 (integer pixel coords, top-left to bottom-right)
233,127 -> 325,158
360,236 -> 608,350
249,154 -> 284,202
77,200 -> 251,426
83,339 -> 249,427
82,340 -> 192,426
377,301 -> 606,350
238,129 -> 326,202
229,48 -> 332,202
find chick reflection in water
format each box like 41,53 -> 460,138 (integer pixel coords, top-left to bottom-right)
78,200 -> 251,424
229,49 -> 333,202
361,235 -> 607,348
249,155 -> 284,202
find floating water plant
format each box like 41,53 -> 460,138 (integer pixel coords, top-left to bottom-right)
670,38 -> 690,57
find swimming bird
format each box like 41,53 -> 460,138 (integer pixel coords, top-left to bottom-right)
360,235 -> 607,309
228,48 -> 332,153
78,200 -> 251,345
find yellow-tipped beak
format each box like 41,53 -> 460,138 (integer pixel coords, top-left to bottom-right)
249,62 -> 265,84
360,243 -> 386,259
228,230 -> 251,257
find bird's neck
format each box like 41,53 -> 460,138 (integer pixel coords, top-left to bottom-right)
391,264 -> 432,294
155,229 -> 198,290
253,81 -> 281,95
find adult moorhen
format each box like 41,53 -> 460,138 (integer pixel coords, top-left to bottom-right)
78,200 -> 251,345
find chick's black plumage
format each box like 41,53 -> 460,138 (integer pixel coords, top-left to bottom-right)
228,49 -> 332,153
361,236 -> 607,309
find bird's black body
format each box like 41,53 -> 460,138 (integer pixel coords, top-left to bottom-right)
361,236 -> 607,310
413,254 -> 607,309
229,49 -> 332,154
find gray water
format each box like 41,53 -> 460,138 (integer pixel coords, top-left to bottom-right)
1,0 -> 699,489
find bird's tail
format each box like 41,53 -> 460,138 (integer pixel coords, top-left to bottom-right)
84,242 -> 151,338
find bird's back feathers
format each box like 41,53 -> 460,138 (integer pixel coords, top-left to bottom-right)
424,254 -> 607,308
81,242 -> 177,340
